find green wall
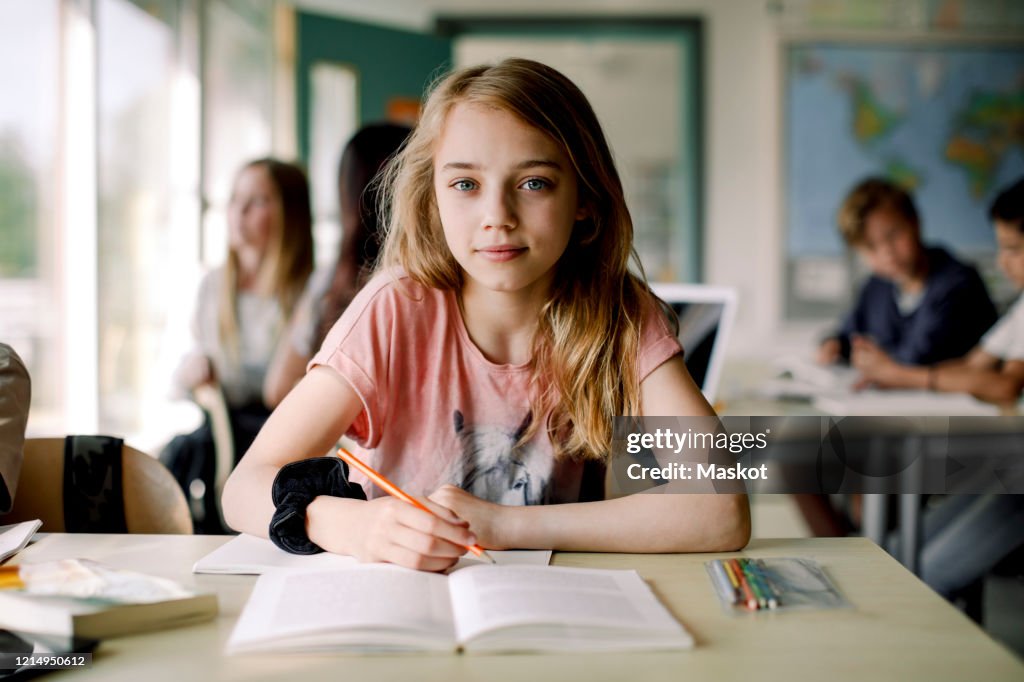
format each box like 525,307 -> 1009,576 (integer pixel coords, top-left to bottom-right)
295,12 -> 451,163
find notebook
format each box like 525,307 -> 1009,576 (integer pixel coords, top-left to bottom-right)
227,564 -> 693,654
0,559 -> 217,640
193,533 -> 551,575
0,520 -> 41,564
651,283 -> 738,403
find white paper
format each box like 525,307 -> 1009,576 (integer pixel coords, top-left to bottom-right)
0,519 -> 41,564
813,390 -> 1016,416
193,533 -> 552,575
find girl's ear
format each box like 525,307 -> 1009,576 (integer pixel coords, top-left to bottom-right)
575,204 -> 589,222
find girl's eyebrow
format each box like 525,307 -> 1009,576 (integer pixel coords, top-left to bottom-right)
439,159 -> 564,172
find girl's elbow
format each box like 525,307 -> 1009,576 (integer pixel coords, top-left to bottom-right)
220,471 -> 246,532
709,494 -> 751,552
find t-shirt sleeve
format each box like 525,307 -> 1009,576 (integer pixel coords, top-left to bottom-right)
981,296 -> 1024,362
308,274 -> 398,449
637,295 -> 684,381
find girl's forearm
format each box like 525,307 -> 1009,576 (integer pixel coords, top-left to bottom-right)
500,493 -> 750,553
221,463 -> 281,537
934,365 -> 1024,404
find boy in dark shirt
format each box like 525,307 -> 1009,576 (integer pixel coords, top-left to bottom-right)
818,177 -> 997,367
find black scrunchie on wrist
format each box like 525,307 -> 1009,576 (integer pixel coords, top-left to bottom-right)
269,457 -> 367,555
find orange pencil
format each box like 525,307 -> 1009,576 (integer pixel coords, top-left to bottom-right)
336,446 -> 496,564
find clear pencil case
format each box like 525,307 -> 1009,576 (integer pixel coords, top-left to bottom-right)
704,557 -> 850,614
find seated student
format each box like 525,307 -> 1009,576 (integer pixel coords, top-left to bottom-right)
263,123 -> 412,408
802,179 -> 999,537
162,158 -> 315,533
0,343 -> 30,514
853,176 -> 1024,401
818,177 -> 997,367
855,177 -> 1024,601
222,58 -> 750,571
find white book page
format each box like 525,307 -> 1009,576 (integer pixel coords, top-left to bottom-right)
448,566 -> 686,644
227,565 -> 453,652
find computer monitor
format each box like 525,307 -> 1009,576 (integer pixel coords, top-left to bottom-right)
650,283 -> 738,403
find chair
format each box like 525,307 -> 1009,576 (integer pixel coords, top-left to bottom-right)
191,382 -> 235,532
3,436 -> 192,534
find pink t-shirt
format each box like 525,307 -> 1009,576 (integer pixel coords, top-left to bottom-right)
310,270 -> 683,505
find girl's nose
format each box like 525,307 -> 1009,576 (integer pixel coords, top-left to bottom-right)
481,188 -> 517,230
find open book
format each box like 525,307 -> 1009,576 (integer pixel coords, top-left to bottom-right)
228,564 -> 692,654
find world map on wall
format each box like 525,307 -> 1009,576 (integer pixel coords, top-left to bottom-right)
786,43 -> 1024,257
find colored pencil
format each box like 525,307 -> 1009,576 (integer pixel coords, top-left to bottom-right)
335,446 -> 496,564
753,559 -> 782,608
739,560 -> 768,608
709,560 -> 740,606
729,558 -> 759,610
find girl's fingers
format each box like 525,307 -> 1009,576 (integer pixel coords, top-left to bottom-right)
383,543 -> 460,573
393,503 -> 477,548
415,496 -> 468,525
388,523 -> 467,560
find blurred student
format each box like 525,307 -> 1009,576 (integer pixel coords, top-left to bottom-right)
857,177 -> 1024,603
818,177 -> 997,367
0,343 -> 30,514
853,176 -> 1024,403
162,158 -> 314,532
263,123 -> 412,408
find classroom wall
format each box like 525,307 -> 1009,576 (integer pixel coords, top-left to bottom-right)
294,0 -> 783,356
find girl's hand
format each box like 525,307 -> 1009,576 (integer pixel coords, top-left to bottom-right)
337,495 -> 477,572
428,485 -> 510,550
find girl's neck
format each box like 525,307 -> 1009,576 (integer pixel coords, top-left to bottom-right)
235,249 -> 266,293
458,279 -> 550,366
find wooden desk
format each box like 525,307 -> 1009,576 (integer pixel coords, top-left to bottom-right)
10,534 -> 1022,681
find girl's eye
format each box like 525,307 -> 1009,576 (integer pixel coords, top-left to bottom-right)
521,178 -> 549,191
452,179 -> 477,191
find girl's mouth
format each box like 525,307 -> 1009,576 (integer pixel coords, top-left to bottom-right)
477,246 -> 527,262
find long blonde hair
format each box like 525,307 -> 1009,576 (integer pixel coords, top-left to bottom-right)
379,58 -> 671,461
218,158 -> 315,352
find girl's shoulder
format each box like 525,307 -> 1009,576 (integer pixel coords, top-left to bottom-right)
322,268 -> 451,340
350,267 -> 447,312
195,265 -> 228,296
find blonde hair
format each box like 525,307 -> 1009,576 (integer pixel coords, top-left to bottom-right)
379,58 -> 670,461
218,159 -> 315,352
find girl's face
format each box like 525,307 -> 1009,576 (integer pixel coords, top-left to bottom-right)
995,220 -> 1024,289
228,165 -> 281,259
433,102 -> 585,298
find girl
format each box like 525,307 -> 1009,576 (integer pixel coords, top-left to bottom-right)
263,123 -> 412,408
163,158 -> 314,533
223,59 -> 749,569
